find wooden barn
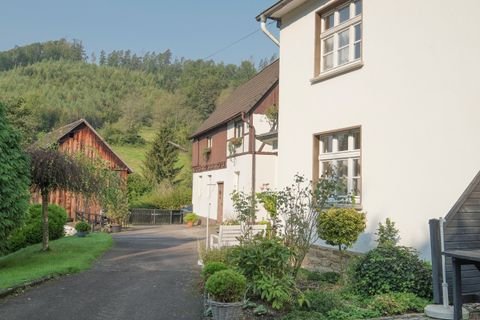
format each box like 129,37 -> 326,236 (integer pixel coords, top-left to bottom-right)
32,119 -> 132,220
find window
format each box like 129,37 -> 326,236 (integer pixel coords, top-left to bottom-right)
318,128 -> 361,202
207,136 -> 212,148
318,0 -> 362,74
234,120 -> 244,138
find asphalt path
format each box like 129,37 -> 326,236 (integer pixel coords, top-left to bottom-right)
0,225 -> 204,320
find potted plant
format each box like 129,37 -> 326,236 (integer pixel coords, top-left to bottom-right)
184,212 -> 199,227
206,269 -> 246,320
75,221 -> 90,237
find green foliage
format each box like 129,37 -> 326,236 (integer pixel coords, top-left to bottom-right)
6,204 -> 67,253
0,39 -> 85,71
325,307 -> 380,320
351,245 -> 432,298
317,207 -> 366,251
201,247 -> 233,265
281,311 -> 326,320
201,262 -> 228,281
205,269 -> 247,303
132,183 -> 191,210
229,237 -> 291,281
0,102 -> 30,248
231,190 -> 257,227
127,173 -> 153,204
184,212 -> 199,223
264,104 -> 279,129
302,290 -> 343,314
75,221 -> 90,232
144,120 -> 182,185
300,270 -> 340,284
253,272 -> 294,310
376,218 -> 400,247
367,292 -> 429,316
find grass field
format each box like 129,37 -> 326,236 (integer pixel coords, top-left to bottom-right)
0,233 -> 113,289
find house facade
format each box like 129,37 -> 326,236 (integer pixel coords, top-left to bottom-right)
191,61 -> 279,224
33,119 -> 132,220
258,0 -> 480,257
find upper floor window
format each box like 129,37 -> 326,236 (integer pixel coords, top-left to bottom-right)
234,120 -> 244,138
318,128 -> 361,203
207,136 -> 213,148
316,0 -> 362,76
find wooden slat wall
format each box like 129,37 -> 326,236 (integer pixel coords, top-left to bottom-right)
445,182 -> 480,296
31,123 -> 129,220
192,125 -> 227,172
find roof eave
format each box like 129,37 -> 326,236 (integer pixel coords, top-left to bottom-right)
256,0 -> 293,21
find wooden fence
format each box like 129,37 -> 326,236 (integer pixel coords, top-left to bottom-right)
129,208 -> 184,225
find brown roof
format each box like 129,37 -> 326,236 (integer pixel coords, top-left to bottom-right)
36,119 -> 133,173
191,59 -> 279,138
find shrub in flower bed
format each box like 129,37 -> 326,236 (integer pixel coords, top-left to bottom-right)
366,292 -> 430,316
201,262 -> 228,281
200,247 -> 233,265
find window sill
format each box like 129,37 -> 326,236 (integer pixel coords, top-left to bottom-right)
311,61 -> 363,84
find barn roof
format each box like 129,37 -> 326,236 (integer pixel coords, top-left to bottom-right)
191,59 -> 279,138
36,119 -> 133,173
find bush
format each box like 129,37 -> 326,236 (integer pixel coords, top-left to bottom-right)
131,185 -> 192,210
367,292 -> 429,316
351,245 -> 432,298
229,237 -> 291,280
253,273 -> 294,310
75,221 -> 90,232
317,207 -> 366,251
6,204 -> 68,253
326,307 -> 380,320
184,212 -> 199,224
302,290 -> 343,314
205,269 -> 246,303
201,247 -> 233,265
202,262 -> 228,281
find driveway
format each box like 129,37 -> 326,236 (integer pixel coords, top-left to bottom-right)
0,225 -> 204,320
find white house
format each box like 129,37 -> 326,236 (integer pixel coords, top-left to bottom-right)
191,61 -> 279,224
257,0 -> 480,258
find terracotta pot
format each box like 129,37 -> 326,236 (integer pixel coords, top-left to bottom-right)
186,221 -> 193,228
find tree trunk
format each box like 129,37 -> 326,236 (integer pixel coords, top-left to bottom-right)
41,190 -> 49,251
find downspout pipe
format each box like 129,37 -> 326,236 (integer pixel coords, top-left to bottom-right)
260,15 -> 280,47
242,112 -> 256,222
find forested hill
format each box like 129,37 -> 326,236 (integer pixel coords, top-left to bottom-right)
0,39 -> 273,146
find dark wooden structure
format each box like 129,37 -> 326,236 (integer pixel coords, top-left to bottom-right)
430,171 -> 480,313
32,119 -> 132,220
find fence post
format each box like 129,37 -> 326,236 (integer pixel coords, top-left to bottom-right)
429,218 -> 442,305
170,210 -> 173,224
153,208 -> 156,225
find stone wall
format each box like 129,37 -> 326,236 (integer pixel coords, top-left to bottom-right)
303,244 -> 363,273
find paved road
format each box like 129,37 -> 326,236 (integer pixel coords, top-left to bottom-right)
0,225 -> 204,320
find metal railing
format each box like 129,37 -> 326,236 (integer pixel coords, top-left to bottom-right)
129,208 -> 184,225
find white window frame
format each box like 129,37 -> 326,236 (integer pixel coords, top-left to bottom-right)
320,0 -> 362,74
207,136 -> 213,148
318,128 -> 361,203
234,120 -> 244,138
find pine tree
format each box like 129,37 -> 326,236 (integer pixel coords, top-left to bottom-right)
99,50 -> 106,65
144,121 -> 182,184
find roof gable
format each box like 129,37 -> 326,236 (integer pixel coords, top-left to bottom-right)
445,170 -> 480,223
36,119 -> 133,173
191,60 -> 279,138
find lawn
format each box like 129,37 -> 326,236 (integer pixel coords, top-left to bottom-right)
0,232 -> 113,289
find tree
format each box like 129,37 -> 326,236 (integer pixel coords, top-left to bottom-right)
28,147 -> 85,251
0,102 -> 30,246
143,120 -> 182,184
375,218 -> 400,247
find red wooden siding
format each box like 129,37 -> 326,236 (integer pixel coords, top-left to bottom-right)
31,123 -> 129,220
254,84 -> 279,114
192,125 -> 227,173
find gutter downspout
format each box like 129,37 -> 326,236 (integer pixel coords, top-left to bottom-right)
260,15 -> 280,47
242,112 -> 256,223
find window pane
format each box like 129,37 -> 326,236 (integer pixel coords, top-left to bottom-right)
321,135 -> 333,153
323,53 -> 333,70
337,160 -> 348,177
321,161 -> 333,176
355,23 -> 362,41
354,43 -> 361,59
353,130 -> 361,149
337,132 -> 349,151
352,178 -> 361,196
324,37 -> 334,53
338,47 -> 349,65
353,158 -> 361,177
354,0 -> 362,16
339,5 -> 350,23
325,13 -> 334,30
338,29 -> 350,47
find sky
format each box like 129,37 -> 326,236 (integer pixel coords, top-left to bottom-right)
0,0 -> 279,66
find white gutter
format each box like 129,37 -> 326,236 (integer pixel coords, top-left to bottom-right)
260,15 -> 280,47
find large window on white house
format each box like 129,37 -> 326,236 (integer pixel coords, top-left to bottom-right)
318,128 -> 361,203
320,0 -> 362,73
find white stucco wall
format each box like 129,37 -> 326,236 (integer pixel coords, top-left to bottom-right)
277,0 -> 480,258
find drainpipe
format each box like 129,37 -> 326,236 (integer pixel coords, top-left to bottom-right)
242,112 -> 256,222
260,15 -> 280,47
439,217 -> 449,307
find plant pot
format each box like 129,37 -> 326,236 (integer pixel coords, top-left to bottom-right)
186,221 -> 193,228
111,224 -> 122,233
208,300 -> 243,320
76,231 -> 88,237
